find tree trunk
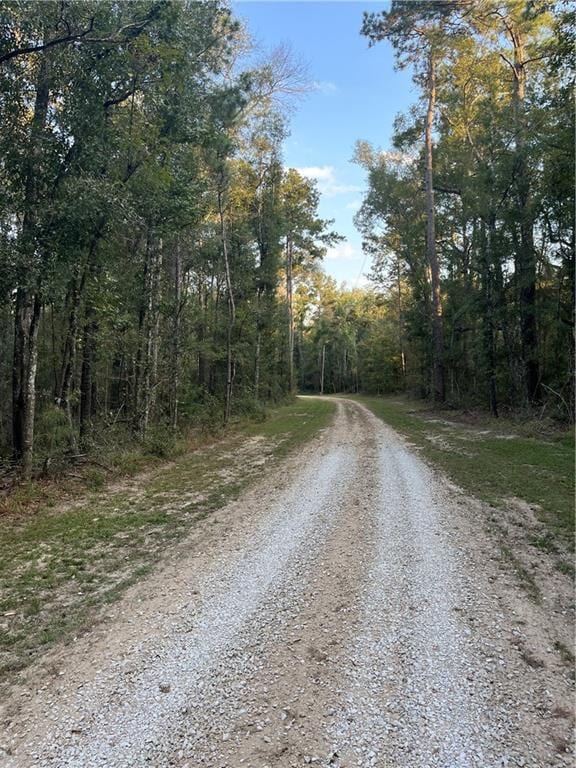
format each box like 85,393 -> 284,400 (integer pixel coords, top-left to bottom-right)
79,307 -> 97,445
13,291 -> 42,477
218,188 -> 235,424
12,54 -> 50,477
320,343 -> 326,395
148,236 -> 163,425
480,218 -> 499,417
134,228 -> 162,437
298,319 -> 305,391
197,277 -> 209,391
424,53 -> 445,403
170,240 -> 182,431
286,235 -> 295,393
57,272 -> 83,453
510,29 -> 540,404
396,256 -> 406,383
254,290 -> 262,400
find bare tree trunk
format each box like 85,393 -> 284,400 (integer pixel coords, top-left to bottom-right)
424,54 -> 445,403
197,277 -> 208,390
208,273 -> 218,396
139,240 -> 153,437
133,229 -> 162,437
298,318 -> 305,392
148,236 -> 163,425
254,290 -> 262,400
286,235 -> 295,393
13,291 -> 42,477
170,240 -> 182,431
396,256 -> 406,383
218,188 -> 235,424
133,236 -> 147,432
320,343 -> 326,395
254,194 -> 264,401
510,28 -> 540,404
12,54 -> 50,477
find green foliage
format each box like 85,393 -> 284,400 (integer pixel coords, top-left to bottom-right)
35,407 -> 74,457
142,426 -> 178,460
298,272 -> 409,395
233,394 -> 269,423
0,1 -> 335,474
339,0 -> 574,416
180,389 -> 223,432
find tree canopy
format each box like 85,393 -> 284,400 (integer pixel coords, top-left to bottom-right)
0,0 -> 337,477
303,0 -> 573,420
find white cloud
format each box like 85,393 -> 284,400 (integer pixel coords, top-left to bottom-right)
294,165 -> 362,197
312,80 -> 338,94
297,165 -> 335,181
346,199 -> 362,211
326,242 -> 362,261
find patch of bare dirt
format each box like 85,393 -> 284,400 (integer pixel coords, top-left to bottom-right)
424,431 -> 476,456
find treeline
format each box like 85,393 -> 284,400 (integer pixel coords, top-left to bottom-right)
305,0 -> 574,418
0,1 -> 337,478
292,272 -> 419,395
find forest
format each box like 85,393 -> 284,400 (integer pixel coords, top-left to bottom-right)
0,0 -> 574,482
0,0 -> 339,479
301,0 -> 574,419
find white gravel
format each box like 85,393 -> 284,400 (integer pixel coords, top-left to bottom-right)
1,399 -> 573,768
335,409 -> 497,766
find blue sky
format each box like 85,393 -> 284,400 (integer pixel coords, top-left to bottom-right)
234,1 -> 416,286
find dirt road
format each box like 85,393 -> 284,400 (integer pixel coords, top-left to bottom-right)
1,399 -> 573,767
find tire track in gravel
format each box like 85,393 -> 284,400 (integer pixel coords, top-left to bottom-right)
165,401 -> 383,768
334,405 -> 491,768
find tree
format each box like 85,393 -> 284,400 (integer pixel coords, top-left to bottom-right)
280,170 -> 341,393
470,0 -> 554,404
361,2 -> 460,402
348,1 -> 572,417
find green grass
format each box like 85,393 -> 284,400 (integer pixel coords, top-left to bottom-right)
0,398 -> 335,685
241,397 -> 332,454
346,395 -> 574,545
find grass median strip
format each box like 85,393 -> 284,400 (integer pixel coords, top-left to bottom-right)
0,398 -> 335,685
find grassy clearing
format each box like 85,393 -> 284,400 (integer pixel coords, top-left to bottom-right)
347,395 -> 574,547
0,398 -> 334,685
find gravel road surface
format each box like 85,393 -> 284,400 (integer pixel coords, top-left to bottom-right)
1,399 -> 573,767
